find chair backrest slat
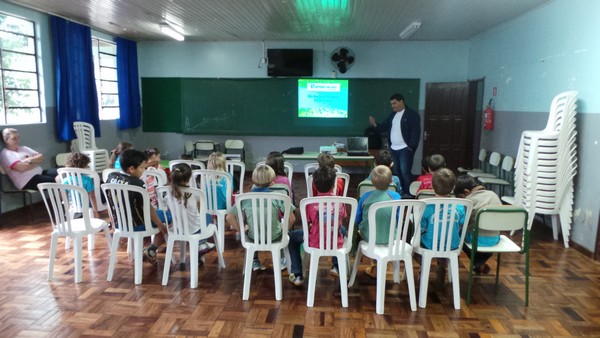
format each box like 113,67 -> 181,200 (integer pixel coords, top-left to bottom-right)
39,183 -> 92,235
235,192 -> 292,250
300,196 -> 357,255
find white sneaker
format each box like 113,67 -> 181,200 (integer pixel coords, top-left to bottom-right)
280,257 -> 287,271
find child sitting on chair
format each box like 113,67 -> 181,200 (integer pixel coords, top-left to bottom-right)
454,174 -> 501,275
311,153 -> 345,197
226,164 -> 296,271
61,152 -> 101,218
356,165 -> 402,278
420,168 -> 466,250
287,166 -> 346,286
106,149 -> 169,266
415,154 -> 446,193
366,150 -> 401,192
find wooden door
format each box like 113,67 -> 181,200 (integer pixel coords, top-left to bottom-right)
423,81 -> 481,172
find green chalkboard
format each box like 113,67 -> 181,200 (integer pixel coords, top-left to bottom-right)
141,78 -> 420,136
141,78 -> 182,132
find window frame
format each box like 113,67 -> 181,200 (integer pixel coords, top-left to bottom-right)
91,36 -> 119,120
0,12 -> 43,125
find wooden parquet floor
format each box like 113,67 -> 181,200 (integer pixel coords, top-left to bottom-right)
1,173 -> 600,337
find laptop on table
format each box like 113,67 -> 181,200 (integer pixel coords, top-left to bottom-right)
346,137 -> 370,156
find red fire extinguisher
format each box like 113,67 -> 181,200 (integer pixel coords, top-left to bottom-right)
484,98 -> 494,130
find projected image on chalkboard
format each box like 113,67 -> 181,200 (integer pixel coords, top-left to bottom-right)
298,79 -> 348,118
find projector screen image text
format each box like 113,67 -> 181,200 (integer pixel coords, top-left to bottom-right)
298,79 -> 349,118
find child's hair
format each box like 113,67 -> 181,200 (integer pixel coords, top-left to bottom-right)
427,154 -> 447,172
252,164 -> 275,188
432,168 -> 456,196
266,151 -> 286,177
312,166 -> 336,193
145,147 -> 160,157
317,153 -> 335,168
66,152 -> 91,169
375,149 -> 393,168
179,153 -> 193,160
119,149 -> 147,171
454,174 -> 478,197
207,152 -> 226,171
371,165 -> 392,190
109,142 -> 133,168
170,163 -> 192,207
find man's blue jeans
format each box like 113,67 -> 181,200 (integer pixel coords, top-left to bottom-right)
390,147 -> 415,196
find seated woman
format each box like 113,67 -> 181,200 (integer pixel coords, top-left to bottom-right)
0,128 -> 57,190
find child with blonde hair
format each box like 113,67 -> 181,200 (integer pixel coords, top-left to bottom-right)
226,164 -> 296,271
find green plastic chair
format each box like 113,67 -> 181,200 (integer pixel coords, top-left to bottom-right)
465,206 -> 530,306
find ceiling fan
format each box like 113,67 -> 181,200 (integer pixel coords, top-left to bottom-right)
330,47 -> 355,74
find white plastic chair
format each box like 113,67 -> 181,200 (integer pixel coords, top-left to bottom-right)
81,149 -> 110,173
193,140 -> 215,162
226,160 -> 245,194
304,163 -> 342,197
57,167 -> 107,251
348,200 -> 426,313
142,167 -> 168,209
300,196 -> 357,307
191,169 -> 232,261
102,183 -> 160,284
158,186 -> 224,288
72,121 -> 110,173
102,168 -> 121,183
55,152 -> 71,167
408,181 -> 421,196
416,189 -> 436,200
169,160 -> 206,186
478,155 -> 514,196
465,206 -> 530,306
412,198 -> 473,309
468,152 -> 501,179
357,180 -> 399,199
458,149 -> 487,173
184,141 -> 195,156
39,183 -> 111,283
224,139 -> 245,162
234,192 -> 293,301
306,172 -> 348,197
169,159 -> 206,171
72,121 -> 98,150
269,183 -> 291,196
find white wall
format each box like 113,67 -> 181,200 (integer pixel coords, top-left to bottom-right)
137,40 -> 469,171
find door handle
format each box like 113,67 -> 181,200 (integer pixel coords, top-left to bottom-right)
423,131 -> 429,141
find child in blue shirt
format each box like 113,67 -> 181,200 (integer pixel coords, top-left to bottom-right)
420,168 -> 466,250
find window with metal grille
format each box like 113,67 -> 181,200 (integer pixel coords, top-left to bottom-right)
0,13 -> 42,125
92,37 -> 119,120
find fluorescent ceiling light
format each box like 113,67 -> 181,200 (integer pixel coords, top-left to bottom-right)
399,21 -> 421,40
160,22 -> 185,41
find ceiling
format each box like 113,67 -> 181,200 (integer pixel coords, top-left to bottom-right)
6,0 -> 551,42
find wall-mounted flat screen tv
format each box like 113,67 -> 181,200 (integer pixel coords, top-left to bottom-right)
267,49 -> 313,77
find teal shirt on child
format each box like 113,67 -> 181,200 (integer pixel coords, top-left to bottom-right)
420,203 -> 466,250
356,189 -> 401,244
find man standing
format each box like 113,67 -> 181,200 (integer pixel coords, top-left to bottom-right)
369,93 -> 421,196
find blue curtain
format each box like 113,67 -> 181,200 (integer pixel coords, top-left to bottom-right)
51,16 -> 100,141
116,37 -> 141,129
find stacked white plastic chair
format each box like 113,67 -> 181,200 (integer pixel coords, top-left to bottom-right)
512,91 -> 578,248
72,122 -> 110,174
